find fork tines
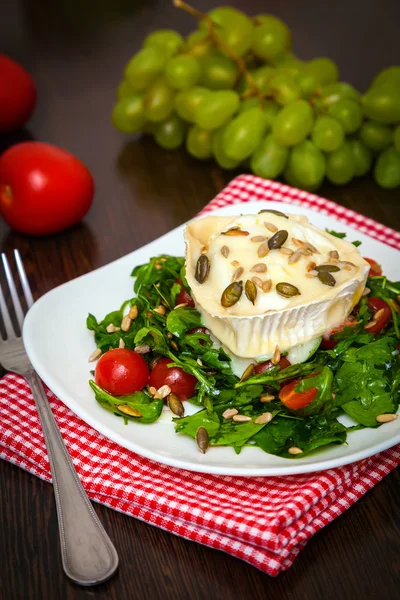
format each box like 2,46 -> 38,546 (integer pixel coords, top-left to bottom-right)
0,250 -> 34,340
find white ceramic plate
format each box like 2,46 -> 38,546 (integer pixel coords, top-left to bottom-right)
23,201 -> 400,476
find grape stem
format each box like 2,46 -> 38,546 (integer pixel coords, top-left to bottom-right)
173,0 -> 263,103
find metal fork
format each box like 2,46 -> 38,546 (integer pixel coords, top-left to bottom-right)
0,250 -> 118,586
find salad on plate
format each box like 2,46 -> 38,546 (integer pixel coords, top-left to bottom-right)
86,209 -> 400,459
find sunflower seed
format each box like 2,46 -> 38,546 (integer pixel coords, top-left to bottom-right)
260,393 -> 275,403
329,250 -> 339,259
376,413 -> 398,423
88,348 -> 101,362
264,221 -> 278,233
389,299 -> 400,313
292,238 -> 307,248
298,247 -> 313,256
154,305 -> 166,315
154,385 -> 172,399
306,271 -> 318,278
262,279 -> 272,293
232,414 -> 252,422
231,260 -> 240,267
240,363 -> 254,382
315,264 -> 340,273
222,228 -> 249,236
195,427 -> 209,453
174,303 -> 188,309
117,405 -> 142,417
195,255 -> 210,284
288,250 -> 302,264
171,340 -> 179,351
271,345 -> 280,365
221,281 -> 243,307
197,358 -> 203,366
119,338 -> 125,348
362,287 -> 371,297
288,446 -> 303,455
365,319 -> 378,330
254,412 -> 273,425
276,282 -> 300,297
200,245 -> 209,254
343,265 -> 352,271
279,247 -> 294,256
129,305 -> 138,320
257,242 -> 270,258
307,261 -> 317,272
250,263 -> 267,273
251,235 -> 268,242
251,276 -> 263,289
318,271 -> 336,287
258,209 -> 288,218
221,245 -> 230,258
167,393 -> 185,417
268,230 -> 288,249
374,308 -> 385,321
148,386 -> 157,396
338,260 -> 357,268
222,408 -> 238,419
135,344 -> 150,354
154,261 -> 162,270
245,280 -> 257,305
306,242 -> 319,254
232,266 -> 244,282
121,315 -> 132,332
106,323 -> 120,333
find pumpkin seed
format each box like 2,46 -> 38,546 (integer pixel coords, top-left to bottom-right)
268,230 -> 288,249
195,427 -> 209,453
251,276 -> 263,289
221,245 -> 229,258
240,363 -> 254,382
315,264 -> 340,273
264,221 -> 278,233
221,281 -> 243,307
258,209 -> 288,218
276,282 -> 300,297
245,280 -> 257,305
167,393 -> 184,417
251,235 -> 268,242
222,228 -> 249,236
232,266 -> 244,282
262,279 -> 272,293
195,255 -> 210,284
250,263 -> 267,273
117,405 -> 142,418
318,271 -> 336,286
257,242 -> 269,258
254,412 -> 273,425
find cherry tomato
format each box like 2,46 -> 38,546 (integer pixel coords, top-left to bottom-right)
175,287 -> 195,308
0,142 -> 94,235
321,319 -> 357,350
95,348 -> 149,396
364,257 -> 382,276
365,297 -> 391,335
0,55 -> 37,132
279,378 -> 318,410
254,356 -> 291,375
149,357 -> 197,400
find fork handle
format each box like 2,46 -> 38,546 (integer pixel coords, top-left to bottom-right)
26,371 -> 119,586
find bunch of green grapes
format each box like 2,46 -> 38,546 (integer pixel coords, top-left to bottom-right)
112,5 -> 400,191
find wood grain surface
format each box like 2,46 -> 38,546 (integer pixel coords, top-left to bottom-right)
0,0 -> 399,598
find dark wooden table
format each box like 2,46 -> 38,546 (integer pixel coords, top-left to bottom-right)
1,1 -> 399,598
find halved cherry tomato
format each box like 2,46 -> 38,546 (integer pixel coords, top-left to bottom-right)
95,348 -> 149,396
175,287 -> 195,308
279,378 -> 318,410
364,258 -> 383,276
187,326 -> 211,346
254,356 -> 291,375
321,319 -> 357,350
366,297 -> 391,335
149,357 -> 197,401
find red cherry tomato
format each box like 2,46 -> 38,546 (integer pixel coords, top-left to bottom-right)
365,297 -> 391,335
254,356 -> 291,375
0,142 -> 94,235
175,287 -> 195,308
321,319 -> 357,350
95,348 -> 149,396
279,378 -> 318,410
364,257 -> 383,276
149,357 -> 197,401
0,55 -> 37,132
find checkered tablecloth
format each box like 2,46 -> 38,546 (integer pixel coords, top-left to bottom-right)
1,175 -> 399,576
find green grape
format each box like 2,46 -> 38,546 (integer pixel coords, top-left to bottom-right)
195,90 -> 240,130
327,99 -> 362,134
252,15 -> 291,60
262,102 -> 280,129
283,161 -> 302,188
112,95 -> 146,133
250,133 -> 289,179
238,97 -> 260,113
117,80 -> 135,100
297,73 -> 321,99
186,30 -> 216,59
359,120 -> 393,151
268,72 -> 301,105
271,52 -> 304,78
124,47 -> 165,91
286,140 -> 326,191
165,55 -> 201,89
374,146 -> 400,189
251,66 -> 277,94
144,79 -> 175,122
394,125 -> 400,152
212,126 -> 241,169
371,66 -> 400,89
153,113 -> 185,150
203,7 -> 253,57
362,85 -> 400,124
174,86 -> 210,122
311,116 -> 344,152
316,82 -> 360,110
305,58 -> 339,86
326,142 -> 355,185
348,140 -> 373,177
200,56 -> 237,90
272,100 -> 314,146
143,29 -> 184,57
186,125 -> 213,159
222,108 -> 267,161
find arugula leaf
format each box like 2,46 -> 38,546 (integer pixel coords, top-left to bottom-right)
325,228 -> 362,247
294,367 -> 334,416
166,307 -> 202,338
89,381 -> 163,424
236,362 -> 319,388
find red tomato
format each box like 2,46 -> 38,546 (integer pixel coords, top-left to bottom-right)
95,348 -> 149,396
366,297 -> 391,335
0,55 -> 37,132
254,356 -> 291,375
175,287 -> 195,308
0,142 -> 94,235
364,257 -> 383,276
149,357 -> 197,401
321,319 -> 357,350
187,326 -> 211,345
279,378 -> 318,410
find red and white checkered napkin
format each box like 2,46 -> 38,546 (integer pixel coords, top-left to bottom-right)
1,175 -> 400,576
